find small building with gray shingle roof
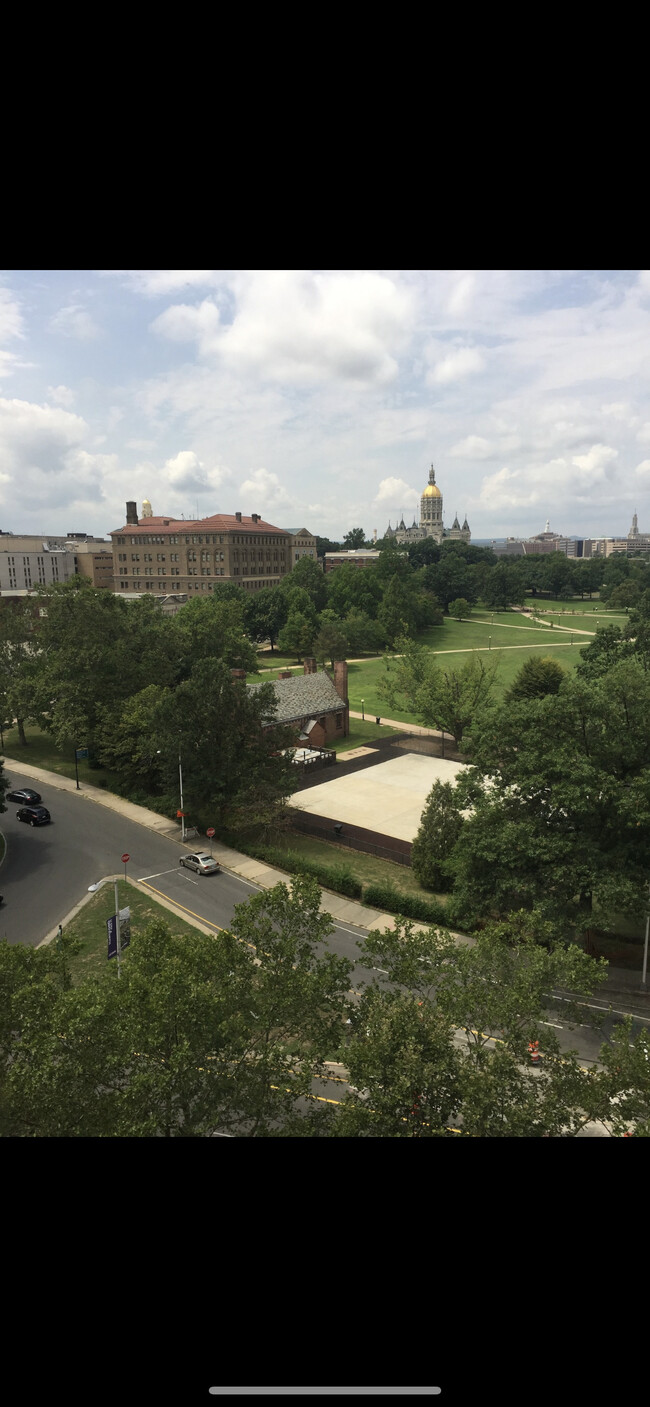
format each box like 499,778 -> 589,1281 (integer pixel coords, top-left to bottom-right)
247,658 -> 349,749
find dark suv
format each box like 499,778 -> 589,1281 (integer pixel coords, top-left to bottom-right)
17,805 -> 51,826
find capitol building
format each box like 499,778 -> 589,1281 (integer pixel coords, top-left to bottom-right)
384,464 -> 470,545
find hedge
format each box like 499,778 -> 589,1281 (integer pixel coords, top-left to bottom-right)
242,843 -> 363,900
361,882 -> 448,926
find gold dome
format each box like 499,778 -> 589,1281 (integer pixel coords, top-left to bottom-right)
422,484 -> 442,498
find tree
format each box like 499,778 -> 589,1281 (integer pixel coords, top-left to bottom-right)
609,581 -> 641,609
154,658 -> 295,836
313,612 -> 348,670
424,556 -> 478,612
411,780 -> 465,892
277,610 -> 315,662
326,562 -> 383,620
281,556 -> 328,612
575,624 -> 629,680
343,528 -> 367,550
334,915 -> 650,1137
343,609 -> 386,656
243,588 -> 288,653
315,536 -> 340,558
449,597 -> 471,621
481,562 -> 526,611
379,640 -> 499,748
97,684 -> 170,794
0,600 -> 39,746
449,660 -> 650,932
168,594 -> 257,680
0,879 -> 353,1137
377,576 -> 420,645
505,655 -> 566,702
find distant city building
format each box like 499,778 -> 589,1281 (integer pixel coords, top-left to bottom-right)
0,531 -> 112,595
323,550 -> 381,573
383,464 -> 470,545
284,527 -> 317,563
110,501 -> 291,594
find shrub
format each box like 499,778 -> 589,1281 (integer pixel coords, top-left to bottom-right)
362,882 -> 447,926
242,843 -> 363,899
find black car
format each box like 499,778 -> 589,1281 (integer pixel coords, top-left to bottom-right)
16,805 -> 51,826
7,788 -> 42,804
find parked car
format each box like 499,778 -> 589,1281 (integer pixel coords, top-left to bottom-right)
16,805 -> 51,826
179,852 -> 220,875
7,788 -> 42,804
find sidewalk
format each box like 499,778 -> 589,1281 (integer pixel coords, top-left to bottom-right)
2,754 -> 474,950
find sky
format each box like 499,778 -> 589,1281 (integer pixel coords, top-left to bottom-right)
1,268 -> 650,542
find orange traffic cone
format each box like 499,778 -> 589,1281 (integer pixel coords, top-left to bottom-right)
528,1040 -> 540,1066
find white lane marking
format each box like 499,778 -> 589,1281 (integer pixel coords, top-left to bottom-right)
182,874 -> 199,885
374,968 -> 389,975
138,869 -> 182,881
551,994 -> 650,1021
541,1021 -> 563,1029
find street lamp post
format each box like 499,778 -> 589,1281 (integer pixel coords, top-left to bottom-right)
177,754 -> 185,838
642,882 -> 650,990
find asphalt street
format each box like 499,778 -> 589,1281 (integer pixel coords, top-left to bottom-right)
2,767 -> 648,1070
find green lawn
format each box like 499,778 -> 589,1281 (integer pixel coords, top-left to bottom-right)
2,725 -> 122,791
273,831 -> 449,903
60,882 -> 212,986
330,720 -> 400,750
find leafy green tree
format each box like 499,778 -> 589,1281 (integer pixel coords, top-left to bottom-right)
406,538 -> 441,568
0,879 -> 353,1137
155,658 -> 295,835
281,556 -> 328,612
377,575 -> 420,645
505,655 -> 566,702
343,528 -> 367,550
411,780 -> 465,892
609,581 -> 640,609
450,660 -> 650,931
449,597 -> 471,621
0,600 -> 39,746
343,609 -> 386,655
277,610 -> 316,663
334,915 -> 645,1137
575,623 -> 629,680
379,639 -> 499,747
97,684 -> 170,792
168,594 -> 257,680
326,562 -> 383,620
481,561 -> 526,610
313,612 -> 348,670
243,588 -> 288,653
574,558 -> 604,598
315,536 -> 340,558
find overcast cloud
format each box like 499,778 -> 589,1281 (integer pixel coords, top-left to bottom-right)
0,268 -> 649,540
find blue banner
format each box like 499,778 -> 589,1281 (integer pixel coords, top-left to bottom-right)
107,908 -> 131,960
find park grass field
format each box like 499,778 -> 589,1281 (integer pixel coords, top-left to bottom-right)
60,882 -> 207,986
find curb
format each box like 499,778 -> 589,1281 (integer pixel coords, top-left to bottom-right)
37,874 -> 223,949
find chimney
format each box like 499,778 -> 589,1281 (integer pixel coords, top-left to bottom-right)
230,668 -> 247,681
126,501 -> 138,525
278,670 -> 293,680
303,657 -> 317,675
251,513 -> 260,523
333,660 -> 348,702
235,512 -> 242,522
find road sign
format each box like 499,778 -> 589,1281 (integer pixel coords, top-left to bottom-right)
177,810 -> 185,818
121,853 -> 130,864
75,747 -> 89,759
206,828 -> 215,838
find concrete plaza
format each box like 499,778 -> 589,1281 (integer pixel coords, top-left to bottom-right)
290,752 -> 466,843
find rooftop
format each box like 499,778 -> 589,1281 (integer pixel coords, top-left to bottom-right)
248,670 -> 345,724
111,513 -> 288,537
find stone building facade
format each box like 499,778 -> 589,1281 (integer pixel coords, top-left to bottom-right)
110,502 -> 291,595
384,465 -> 470,545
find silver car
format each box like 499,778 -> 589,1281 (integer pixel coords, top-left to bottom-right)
179,852 -> 220,875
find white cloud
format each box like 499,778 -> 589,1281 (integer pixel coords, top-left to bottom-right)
427,347 -> 485,385
477,444 -> 621,513
238,466 -> 292,514
163,450 -> 231,495
635,459 -> 650,479
636,422 -> 650,445
106,270 -> 225,298
449,435 -> 492,459
49,304 -> 100,340
153,271 -> 413,386
571,443 -> 618,477
373,476 -> 419,508
151,298 -> 221,347
47,384 -> 75,407
0,287 -> 25,344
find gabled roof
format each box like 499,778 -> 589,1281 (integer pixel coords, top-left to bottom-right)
110,513 -> 287,536
248,669 -> 346,724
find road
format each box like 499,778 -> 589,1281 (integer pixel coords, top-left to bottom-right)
1,767 -> 648,1071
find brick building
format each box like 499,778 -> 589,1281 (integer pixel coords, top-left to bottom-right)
110,502 -> 291,594
324,549 -> 380,573
247,658 -> 349,748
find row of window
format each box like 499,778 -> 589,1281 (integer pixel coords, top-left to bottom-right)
116,533 -> 288,547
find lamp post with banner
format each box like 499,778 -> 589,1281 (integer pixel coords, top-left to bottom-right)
178,749 -> 186,842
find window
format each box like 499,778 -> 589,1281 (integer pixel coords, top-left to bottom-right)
336,714 -> 343,729
144,553 -> 152,562
170,553 -> 179,562
133,568 -> 141,576
157,553 -> 165,561
145,567 -> 153,576
131,554 -> 140,562
158,568 -> 166,576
